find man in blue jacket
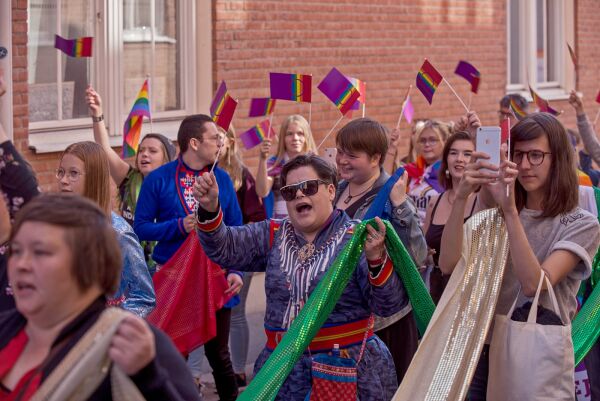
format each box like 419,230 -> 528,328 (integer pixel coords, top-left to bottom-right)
134,114 -> 243,401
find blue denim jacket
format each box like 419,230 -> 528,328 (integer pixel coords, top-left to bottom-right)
111,212 -> 156,317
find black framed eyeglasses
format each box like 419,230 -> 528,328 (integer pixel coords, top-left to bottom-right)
513,150 -> 552,166
280,179 -> 328,201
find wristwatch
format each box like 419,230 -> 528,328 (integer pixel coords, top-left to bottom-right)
91,114 -> 104,123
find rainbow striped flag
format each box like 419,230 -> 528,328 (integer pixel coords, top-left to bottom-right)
248,98 -> 276,117
210,81 -> 237,131
416,59 -> 443,104
122,79 -> 151,158
317,67 -> 361,115
54,34 -> 93,58
529,87 -> 561,116
454,60 -> 481,94
509,97 -> 527,120
240,120 -> 274,149
348,77 -> 367,111
270,73 -> 312,103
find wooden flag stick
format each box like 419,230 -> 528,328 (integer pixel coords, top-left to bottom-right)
594,109 -> 600,128
362,103 -> 366,118
317,114 -> 344,150
467,91 -> 473,111
210,142 -> 223,174
146,73 -> 153,134
396,85 -> 412,129
443,78 -> 470,113
507,117 -> 511,197
308,103 -> 312,126
267,111 -> 275,139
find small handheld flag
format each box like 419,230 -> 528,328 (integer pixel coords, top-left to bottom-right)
529,87 -> 561,116
270,73 -> 312,103
454,61 -> 481,94
210,81 -> 237,131
348,77 -> 367,111
317,67 -> 361,115
240,120 -> 274,149
122,79 -> 151,158
509,97 -> 527,120
248,98 -> 276,117
500,117 -> 510,143
54,34 -> 93,58
416,59 -> 443,104
403,96 -> 414,124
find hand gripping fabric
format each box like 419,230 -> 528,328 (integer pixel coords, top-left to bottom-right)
237,218 -> 435,401
362,167 -> 405,221
147,231 -> 232,354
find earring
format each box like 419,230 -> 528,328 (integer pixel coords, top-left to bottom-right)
445,169 -> 450,179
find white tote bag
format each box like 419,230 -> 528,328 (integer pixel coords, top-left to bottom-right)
488,272 -> 575,401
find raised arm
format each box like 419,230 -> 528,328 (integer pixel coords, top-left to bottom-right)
255,139 -> 275,198
383,128 -> 401,175
86,86 -> 131,186
569,90 -> 600,165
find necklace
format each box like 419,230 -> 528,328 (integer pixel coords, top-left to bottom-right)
298,242 -> 315,262
344,181 -> 375,204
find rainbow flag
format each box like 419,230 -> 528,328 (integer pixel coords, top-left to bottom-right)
509,97 -> 527,120
529,87 -> 561,116
317,67 -> 361,115
416,59 -> 443,104
240,120 -> 274,149
122,79 -> 151,158
454,60 -> 481,94
270,73 -> 312,103
210,81 -> 237,131
248,98 -> 276,117
54,34 -> 93,58
348,77 -> 367,111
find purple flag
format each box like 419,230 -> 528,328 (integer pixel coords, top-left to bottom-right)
454,61 -> 481,94
248,98 -> 276,117
317,67 -> 361,115
210,81 -> 228,117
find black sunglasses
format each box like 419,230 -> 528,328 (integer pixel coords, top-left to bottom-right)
280,179 -> 328,201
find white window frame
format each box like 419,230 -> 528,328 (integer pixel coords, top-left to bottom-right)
0,0 -> 13,140
506,0 -> 575,101
28,0 -> 209,154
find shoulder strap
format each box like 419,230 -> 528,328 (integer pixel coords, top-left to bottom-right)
430,193 -> 444,220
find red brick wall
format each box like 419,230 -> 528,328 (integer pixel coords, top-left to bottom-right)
10,0 -> 600,186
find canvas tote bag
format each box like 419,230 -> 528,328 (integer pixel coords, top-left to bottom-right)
488,272 -> 575,401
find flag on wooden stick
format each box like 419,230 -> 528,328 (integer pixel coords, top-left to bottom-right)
210,81 -> 237,131
317,67 -> 361,115
54,34 -> 93,58
454,60 -> 481,94
270,73 -> 312,103
416,59 -> 443,104
122,79 -> 151,158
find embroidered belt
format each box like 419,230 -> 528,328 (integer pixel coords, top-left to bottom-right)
265,318 -> 373,352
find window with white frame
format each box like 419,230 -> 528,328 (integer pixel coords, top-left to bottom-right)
507,0 -> 575,98
27,0 -> 200,151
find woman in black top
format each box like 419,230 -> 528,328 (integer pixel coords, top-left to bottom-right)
423,131 -> 477,304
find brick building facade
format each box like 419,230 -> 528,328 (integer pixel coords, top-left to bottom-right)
2,0 -> 600,191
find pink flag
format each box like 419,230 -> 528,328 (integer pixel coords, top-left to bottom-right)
403,96 -> 414,124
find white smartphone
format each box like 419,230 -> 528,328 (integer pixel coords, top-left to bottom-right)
323,147 -> 337,167
476,126 -> 501,169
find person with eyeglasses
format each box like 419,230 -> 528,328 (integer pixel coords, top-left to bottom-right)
498,94 -> 529,127
57,141 -> 155,318
334,118 -> 427,385
402,120 -> 452,226
438,113 -> 600,400
193,154 -> 409,400
133,114 -> 243,401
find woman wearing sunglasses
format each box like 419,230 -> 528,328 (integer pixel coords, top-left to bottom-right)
439,113 -> 600,399
334,118 -> 427,384
193,154 -> 409,400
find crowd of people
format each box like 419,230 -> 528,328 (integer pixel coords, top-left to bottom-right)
0,68 -> 599,401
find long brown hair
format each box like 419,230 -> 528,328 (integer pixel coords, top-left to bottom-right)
272,115 -> 317,169
63,141 -> 112,215
510,113 -> 578,217
438,131 -> 475,190
219,125 -> 245,191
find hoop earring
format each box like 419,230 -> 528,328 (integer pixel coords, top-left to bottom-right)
445,169 -> 450,179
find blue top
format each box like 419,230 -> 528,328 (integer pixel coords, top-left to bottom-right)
134,157 -> 243,265
111,212 -> 156,318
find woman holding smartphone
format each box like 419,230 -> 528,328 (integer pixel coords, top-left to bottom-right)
439,113 -> 600,399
